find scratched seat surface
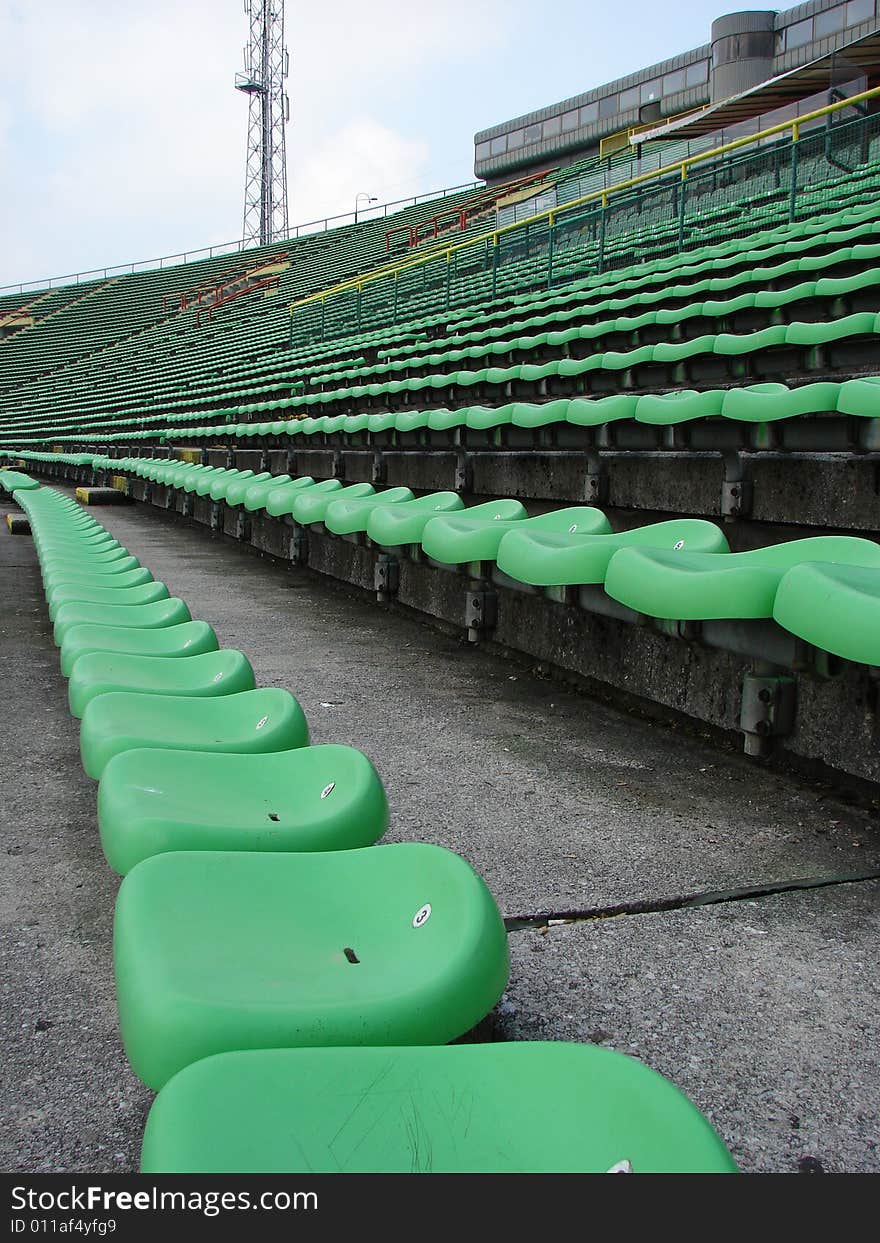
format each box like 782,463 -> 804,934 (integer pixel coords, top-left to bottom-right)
114,843 -> 510,1089
98,744 -> 389,874
80,686 -> 308,779
140,1043 -> 738,1173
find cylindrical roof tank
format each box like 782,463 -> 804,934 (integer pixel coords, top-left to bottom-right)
710,10 -> 777,103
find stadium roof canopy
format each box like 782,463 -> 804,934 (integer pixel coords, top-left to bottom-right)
634,25 -> 880,144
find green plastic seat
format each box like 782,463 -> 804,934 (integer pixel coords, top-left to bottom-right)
221,471 -> 271,507
264,477 -> 330,517
773,562 -> 880,666
35,529 -> 118,550
635,390 -> 725,425
721,381 -> 839,423
291,481 -> 374,525
68,648 -> 255,718
323,487 -> 414,535
47,581 -> 170,623
423,503 -> 610,565
40,543 -> 130,567
366,492 -> 465,546
837,376 -> 880,418
46,567 -> 155,603
60,619 -> 218,678
43,554 -> 141,585
140,1042 -> 737,1173
114,843 -> 509,1089
605,536 -> 880,620
80,686 -> 308,779
98,743 -> 388,873
53,597 -> 190,646
497,519 -> 729,587
209,469 -> 255,502
193,469 -> 228,497
243,474 -> 291,511
185,468 -> 219,494
0,471 -> 40,491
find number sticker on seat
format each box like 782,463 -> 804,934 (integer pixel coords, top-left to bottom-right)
412,903 -> 432,928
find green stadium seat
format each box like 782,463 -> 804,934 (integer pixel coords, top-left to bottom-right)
97,743 -> 389,874
46,567 -> 155,602
53,597 -> 191,646
243,474 -> 291,511
773,563 -> 880,666
219,471 -> 272,506
422,503 -> 610,565
139,1042 -> 738,1173
42,553 -> 142,584
113,843 -> 510,1089
497,519 -> 730,587
79,686 -> 309,779
68,648 -> 256,719
60,619 -> 219,678
264,477 -> 330,517
290,481 -> 375,525
47,580 -> 171,623
605,536 -> 880,620
323,486 -> 415,535
209,469 -> 256,502
366,492 -> 465,546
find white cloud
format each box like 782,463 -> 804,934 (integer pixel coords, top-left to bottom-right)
290,119 -> 429,225
0,0 -> 508,285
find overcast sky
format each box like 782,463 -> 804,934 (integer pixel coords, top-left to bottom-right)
0,0 -> 802,288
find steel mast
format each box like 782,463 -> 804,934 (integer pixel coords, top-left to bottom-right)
235,0 -> 290,246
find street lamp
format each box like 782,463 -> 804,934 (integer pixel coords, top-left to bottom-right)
354,192 -> 377,224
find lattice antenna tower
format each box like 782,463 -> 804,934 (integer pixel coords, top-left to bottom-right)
235,0 -> 290,246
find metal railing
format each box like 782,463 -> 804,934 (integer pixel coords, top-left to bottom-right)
0,179 -> 482,298
289,85 -> 880,345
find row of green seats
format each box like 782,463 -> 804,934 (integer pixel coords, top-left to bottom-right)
24,213 -> 876,439
71,311 -> 869,446
309,268 -> 880,388
4,196 -> 877,447
383,208 -> 880,359
6,188 -> 879,447
88,373 -> 878,449
103,459 -> 880,668
5,475 -> 736,1171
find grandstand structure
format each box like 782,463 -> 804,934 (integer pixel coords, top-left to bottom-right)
2,4 -> 880,1178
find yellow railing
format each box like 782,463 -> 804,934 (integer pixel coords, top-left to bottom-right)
290,84 -> 880,315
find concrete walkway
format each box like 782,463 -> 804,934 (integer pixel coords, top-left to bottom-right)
1,496 -> 878,1172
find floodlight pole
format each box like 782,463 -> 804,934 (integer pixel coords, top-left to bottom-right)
235,0 -> 290,246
